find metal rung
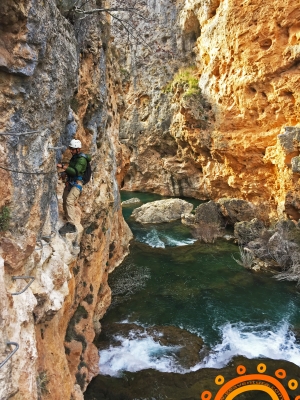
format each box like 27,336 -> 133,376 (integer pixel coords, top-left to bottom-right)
0,342 -> 19,369
41,231 -> 56,241
35,231 -> 56,249
35,242 -> 50,250
10,276 -> 35,295
35,231 -> 56,250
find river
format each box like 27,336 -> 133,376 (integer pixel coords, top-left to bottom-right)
85,192 -> 300,399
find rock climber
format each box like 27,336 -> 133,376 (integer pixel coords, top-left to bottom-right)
57,139 -> 91,235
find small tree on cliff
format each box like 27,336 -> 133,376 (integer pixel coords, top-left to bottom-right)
60,0 -> 152,48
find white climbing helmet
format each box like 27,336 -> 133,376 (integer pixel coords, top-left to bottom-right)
69,139 -> 82,149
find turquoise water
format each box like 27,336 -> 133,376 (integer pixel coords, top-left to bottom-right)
100,192 -> 300,375
106,240 -> 300,342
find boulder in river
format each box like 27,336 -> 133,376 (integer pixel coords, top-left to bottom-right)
182,201 -> 223,226
218,198 -> 256,224
234,218 -> 265,244
182,201 -> 225,243
194,201 -> 223,225
121,197 -> 141,205
131,198 -> 193,223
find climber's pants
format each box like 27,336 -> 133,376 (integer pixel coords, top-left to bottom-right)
62,184 -> 82,226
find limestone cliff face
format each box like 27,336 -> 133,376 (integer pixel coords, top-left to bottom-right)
118,0 -> 201,198
0,1 -> 132,399
119,0 -> 300,219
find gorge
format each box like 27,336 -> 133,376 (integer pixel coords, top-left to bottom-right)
0,0 -> 300,399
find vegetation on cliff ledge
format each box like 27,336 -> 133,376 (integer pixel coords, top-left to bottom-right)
163,66 -> 201,99
0,206 -> 10,232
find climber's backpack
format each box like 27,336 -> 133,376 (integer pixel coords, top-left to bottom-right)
80,153 -> 92,185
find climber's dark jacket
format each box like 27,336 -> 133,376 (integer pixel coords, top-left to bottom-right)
65,153 -> 91,179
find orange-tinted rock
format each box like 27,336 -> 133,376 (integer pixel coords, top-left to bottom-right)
1,234 -> 35,272
118,0 -> 300,221
0,1 -> 132,399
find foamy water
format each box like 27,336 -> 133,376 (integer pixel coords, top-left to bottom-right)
136,229 -> 197,248
142,229 -> 165,248
100,321 -> 300,376
193,321 -> 300,369
100,334 -> 185,376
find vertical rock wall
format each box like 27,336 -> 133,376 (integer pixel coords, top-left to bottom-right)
117,0 -> 203,198
0,1 -> 132,399
118,0 -> 300,219
190,0 -> 300,216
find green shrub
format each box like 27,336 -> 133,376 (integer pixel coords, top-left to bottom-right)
0,206 -> 10,231
37,371 -> 49,395
163,66 -> 201,98
120,68 -> 130,81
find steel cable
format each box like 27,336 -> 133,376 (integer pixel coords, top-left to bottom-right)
0,165 -> 56,175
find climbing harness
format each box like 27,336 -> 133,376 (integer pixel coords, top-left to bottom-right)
67,177 -> 83,192
10,276 -> 35,296
0,342 -> 19,369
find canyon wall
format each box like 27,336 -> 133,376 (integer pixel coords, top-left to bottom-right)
119,0 -> 300,220
0,1 -> 132,399
0,0 -> 300,398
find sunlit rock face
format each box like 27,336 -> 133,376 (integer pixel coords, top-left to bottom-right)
0,1 -> 132,399
118,0 -> 300,219
191,0 -> 300,216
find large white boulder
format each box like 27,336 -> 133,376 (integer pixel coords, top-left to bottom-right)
131,198 -> 193,223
